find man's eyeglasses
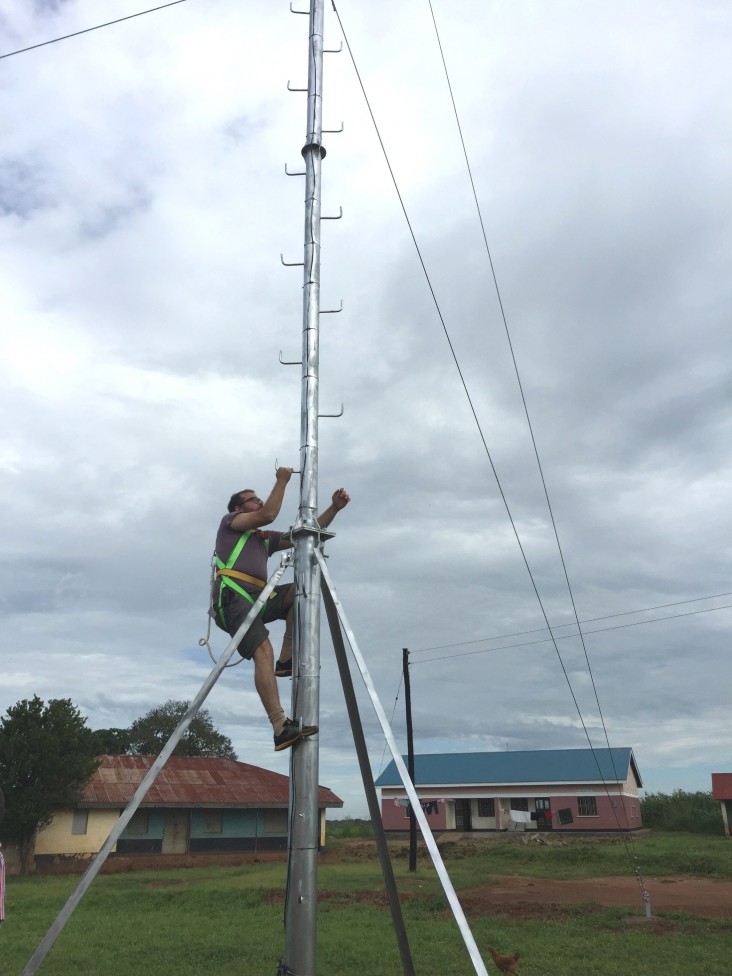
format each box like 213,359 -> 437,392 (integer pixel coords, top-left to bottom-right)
240,495 -> 261,505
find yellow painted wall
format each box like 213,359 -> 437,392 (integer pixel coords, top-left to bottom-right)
34,809 -> 121,856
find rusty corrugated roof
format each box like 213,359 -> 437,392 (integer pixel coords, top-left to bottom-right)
81,755 -> 342,809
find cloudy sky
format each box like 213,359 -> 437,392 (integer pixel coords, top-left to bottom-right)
1,0 -> 730,818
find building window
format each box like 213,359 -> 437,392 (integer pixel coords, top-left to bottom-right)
477,798 -> 495,818
263,810 -> 288,835
510,798 -> 529,812
577,796 -> 598,817
203,811 -> 223,834
127,811 -> 150,835
71,810 -> 88,835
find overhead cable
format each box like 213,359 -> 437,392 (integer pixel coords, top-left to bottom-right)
411,590 -> 732,655
0,0 -> 191,60
412,601 -> 732,665
377,673 -> 404,778
426,0 -> 655,887
428,0 -> 632,830
333,0 -> 626,822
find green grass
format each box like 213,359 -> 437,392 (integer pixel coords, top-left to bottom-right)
2,832 -> 732,976
374,829 -> 732,883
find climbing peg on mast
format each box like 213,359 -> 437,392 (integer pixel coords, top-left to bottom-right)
323,122 -> 344,134
320,301 -> 343,315
275,458 -> 301,475
280,254 -> 305,267
289,2 -> 309,12
285,163 -> 306,176
279,351 -> 303,366
287,80 -> 307,91
318,404 -> 344,419
322,207 -> 343,220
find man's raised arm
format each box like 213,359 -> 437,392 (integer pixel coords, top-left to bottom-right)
229,467 -> 294,532
276,488 -> 350,549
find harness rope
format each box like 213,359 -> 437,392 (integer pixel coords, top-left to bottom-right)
199,554 -> 241,668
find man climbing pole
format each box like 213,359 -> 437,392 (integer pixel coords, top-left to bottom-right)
212,467 -> 350,751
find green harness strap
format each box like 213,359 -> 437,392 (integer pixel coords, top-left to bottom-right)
215,531 -> 270,628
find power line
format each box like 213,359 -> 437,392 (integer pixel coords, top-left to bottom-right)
427,0 -> 639,860
377,674 -> 404,778
334,0 -> 645,874
0,0 -> 191,61
412,601 -> 732,665
331,6 -> 588,736
411,589 -> 732,655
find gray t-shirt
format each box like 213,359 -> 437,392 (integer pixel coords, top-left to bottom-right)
213,514 -> 283,600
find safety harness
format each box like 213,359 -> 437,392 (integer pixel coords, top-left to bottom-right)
215,530 -> 270,629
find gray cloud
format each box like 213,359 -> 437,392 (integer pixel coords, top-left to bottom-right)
1,0 -> 730,817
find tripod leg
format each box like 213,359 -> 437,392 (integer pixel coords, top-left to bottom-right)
21,558 -> 291,976
316,551 -> 488,976
322,580 -> 416,976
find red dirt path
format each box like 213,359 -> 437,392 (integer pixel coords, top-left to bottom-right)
310,874 -> 732,921
455,874 -> 732,919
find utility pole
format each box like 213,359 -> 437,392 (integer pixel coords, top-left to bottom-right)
403,647 -> 417,873
284,0 -> 326,973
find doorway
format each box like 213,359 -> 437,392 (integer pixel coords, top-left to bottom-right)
161,810 -> 190,853
454,799 -> 472,831
534,798 -> 553,831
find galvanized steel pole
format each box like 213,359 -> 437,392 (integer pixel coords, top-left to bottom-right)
285,0 -> 326,972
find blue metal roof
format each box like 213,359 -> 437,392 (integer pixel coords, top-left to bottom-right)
374,748 -> 640,788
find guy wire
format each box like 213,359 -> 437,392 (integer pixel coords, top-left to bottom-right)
427,0 -> 648,888
334,0 -> 648,889
334,0 -> 620,808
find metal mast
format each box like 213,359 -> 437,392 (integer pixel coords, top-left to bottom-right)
285,0 -> 326,972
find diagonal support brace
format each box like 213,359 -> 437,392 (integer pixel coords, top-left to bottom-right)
21,555 -> 292,976
322,578 -> 415,976
316,550 -> 490,976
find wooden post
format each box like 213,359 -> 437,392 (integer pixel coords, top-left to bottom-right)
403,647 -> 417,872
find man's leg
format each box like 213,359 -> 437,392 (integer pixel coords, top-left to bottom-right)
253,638 -> 287,735
254,636 -> 319,751
275,584 -> 295,673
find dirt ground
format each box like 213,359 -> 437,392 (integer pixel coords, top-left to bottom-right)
454,874 -> 732,920
318,839 -> 732,922
265,874 -> 732,928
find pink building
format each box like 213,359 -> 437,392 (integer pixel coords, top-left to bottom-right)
375,747 -> 643,833
711,773 -> 732,837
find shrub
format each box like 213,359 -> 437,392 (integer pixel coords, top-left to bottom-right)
641,790 -> 721,834
326,818 -> 374,839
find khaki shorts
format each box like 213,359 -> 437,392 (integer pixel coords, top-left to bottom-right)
214,583 -> 292,660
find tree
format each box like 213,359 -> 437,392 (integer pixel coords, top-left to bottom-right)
89,727 -> 133,755
126,700 -> 237,760
0,696 -> 100,873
